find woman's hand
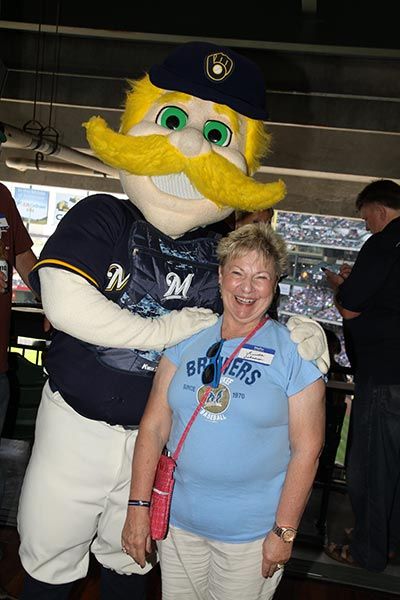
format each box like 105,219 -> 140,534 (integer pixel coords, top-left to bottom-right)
121,507 -> 153,568
261,530 -> 292,578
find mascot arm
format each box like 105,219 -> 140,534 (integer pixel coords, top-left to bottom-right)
39,267 -> 218,351
286,315 -> 330,375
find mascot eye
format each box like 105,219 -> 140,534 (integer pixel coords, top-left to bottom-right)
203,121 -> 232,147
156,106 -> 188,131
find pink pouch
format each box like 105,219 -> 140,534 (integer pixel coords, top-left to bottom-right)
150,453 -> 176,540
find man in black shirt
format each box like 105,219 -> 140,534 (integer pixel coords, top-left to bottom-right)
323,179 -> 400,572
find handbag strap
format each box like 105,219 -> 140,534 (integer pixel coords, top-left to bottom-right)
172,315 -> 269,461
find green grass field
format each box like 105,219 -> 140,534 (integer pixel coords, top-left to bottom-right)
335,413 -> 350,466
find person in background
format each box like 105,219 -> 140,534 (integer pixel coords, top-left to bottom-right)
211,212 -> 236,236
0,182 -> 37,449
323,179 -> 400,571
0,181 -> 37,593
235,207 -> 274,228
122,223 -> 325,600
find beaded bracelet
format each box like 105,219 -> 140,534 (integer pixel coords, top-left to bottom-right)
128,499 -> 151,507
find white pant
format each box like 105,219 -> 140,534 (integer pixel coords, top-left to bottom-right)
157,526 -> 283,600
17,382 -> 156,584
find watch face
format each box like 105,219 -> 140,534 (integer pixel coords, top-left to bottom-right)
282,529 -> 296,542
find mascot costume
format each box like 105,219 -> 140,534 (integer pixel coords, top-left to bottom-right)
17,42 -> 329,599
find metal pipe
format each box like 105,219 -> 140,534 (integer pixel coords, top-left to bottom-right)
259,165 -> 400,185
5,156 -> 119,178
0,121 -> 118,177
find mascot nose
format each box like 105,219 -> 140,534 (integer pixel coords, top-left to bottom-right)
169,128 -> 210,158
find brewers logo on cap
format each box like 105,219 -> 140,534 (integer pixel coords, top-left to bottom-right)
205,52 -> 234,82
149,41 -> 269,120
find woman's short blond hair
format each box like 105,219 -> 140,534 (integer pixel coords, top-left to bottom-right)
217,222 -> 288,280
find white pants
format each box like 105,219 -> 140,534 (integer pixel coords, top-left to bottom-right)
17,382 -> 157,584
157,526 -> 283,600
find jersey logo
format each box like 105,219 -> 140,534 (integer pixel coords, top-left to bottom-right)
163,272 -> 194,300
197,384 -> 230,422
105,263 -> 130,291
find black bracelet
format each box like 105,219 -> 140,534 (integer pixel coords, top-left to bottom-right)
128,499 -> 151,507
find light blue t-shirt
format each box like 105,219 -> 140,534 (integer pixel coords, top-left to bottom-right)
164,316 -> 322,543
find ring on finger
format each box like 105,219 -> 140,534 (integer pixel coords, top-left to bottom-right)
276,563 -> 285,569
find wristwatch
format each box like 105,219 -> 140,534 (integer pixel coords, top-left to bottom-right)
272,523 -> 297,543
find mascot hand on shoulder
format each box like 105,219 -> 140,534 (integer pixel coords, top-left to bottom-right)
80,40 -> 327,371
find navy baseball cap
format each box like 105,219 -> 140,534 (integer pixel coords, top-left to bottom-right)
149,41 -> 268,120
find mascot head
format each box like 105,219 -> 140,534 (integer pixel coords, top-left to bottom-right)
85,41 -> 286,237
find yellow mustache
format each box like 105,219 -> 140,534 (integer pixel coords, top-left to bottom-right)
84,116 -> 286,210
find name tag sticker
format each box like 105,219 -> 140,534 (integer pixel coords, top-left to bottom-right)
238,344 -> 275,365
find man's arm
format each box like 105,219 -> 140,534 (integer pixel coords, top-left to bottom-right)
15,248 -> 37,290
337,305 -> 360,320
1,248 -> 38,295
323,268 -> 360,320
325,233 -> 398,321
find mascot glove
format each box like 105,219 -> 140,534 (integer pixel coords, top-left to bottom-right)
286,315 -> 330,375
160,307 -> 218,349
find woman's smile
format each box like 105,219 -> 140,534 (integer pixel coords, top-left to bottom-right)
235,295 -> 256,304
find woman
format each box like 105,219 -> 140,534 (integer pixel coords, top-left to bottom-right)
122,223 -> 325,600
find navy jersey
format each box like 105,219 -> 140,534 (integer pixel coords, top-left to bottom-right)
30,194 -> 222,425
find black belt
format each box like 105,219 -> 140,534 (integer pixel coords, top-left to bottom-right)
49,382 -> 139,429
